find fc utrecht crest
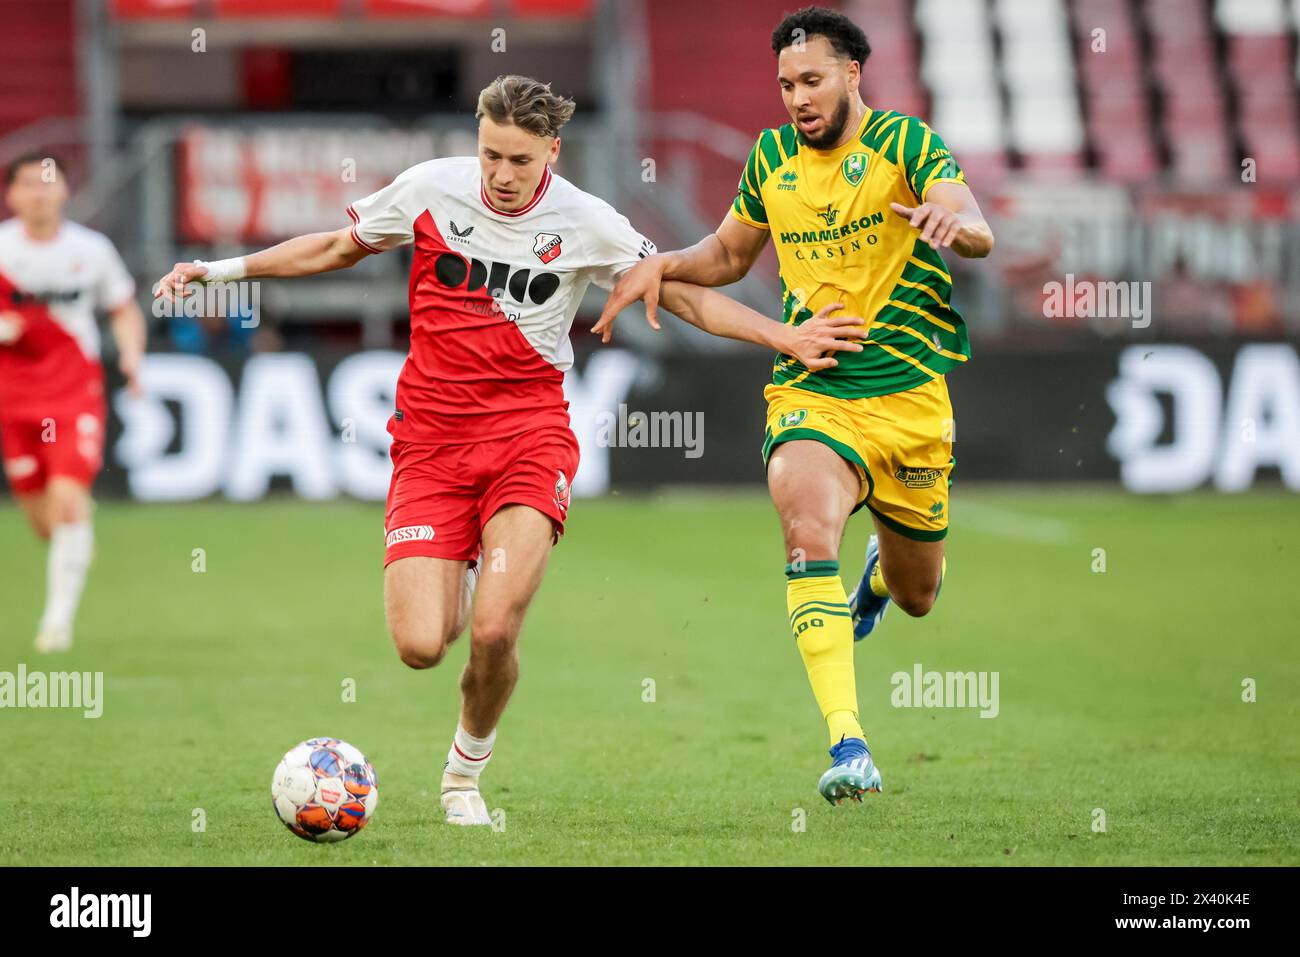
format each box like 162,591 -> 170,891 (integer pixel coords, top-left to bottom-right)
534,232 -> 563,264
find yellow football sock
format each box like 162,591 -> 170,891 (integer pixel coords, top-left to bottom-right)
869,556 -> 889,598
787,561 -> 864,746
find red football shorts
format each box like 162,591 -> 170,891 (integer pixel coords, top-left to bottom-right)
0,396 -> 106,495
383,424 -> 580,566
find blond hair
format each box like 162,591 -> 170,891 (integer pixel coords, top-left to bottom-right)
475,75 -> 576,138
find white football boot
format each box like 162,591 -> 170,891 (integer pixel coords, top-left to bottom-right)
440,770 -> 492,826
34,626 -> 73,653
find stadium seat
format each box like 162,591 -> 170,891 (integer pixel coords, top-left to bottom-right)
915,0 -> 1008,167
1215,0 -> 1290,33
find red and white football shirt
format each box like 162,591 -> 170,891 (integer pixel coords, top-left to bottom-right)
0,218 -> 135,491
346,156 -> 656,445
0,218 -> 135,420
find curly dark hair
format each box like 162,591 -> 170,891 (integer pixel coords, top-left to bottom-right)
771,6 -> 871,65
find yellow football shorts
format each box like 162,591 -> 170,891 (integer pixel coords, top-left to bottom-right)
762,376 -> 955,541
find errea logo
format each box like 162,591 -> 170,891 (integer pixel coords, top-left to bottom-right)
385,525 -> 435,547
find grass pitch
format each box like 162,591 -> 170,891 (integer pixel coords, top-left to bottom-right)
1,488 -> 1296,865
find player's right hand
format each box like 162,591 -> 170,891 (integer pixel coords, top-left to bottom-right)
593,255 -> 667,343
153,261 -> 209,303
784,302 -> 868,371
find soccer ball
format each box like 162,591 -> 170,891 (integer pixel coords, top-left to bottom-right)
271,737 -> 378,843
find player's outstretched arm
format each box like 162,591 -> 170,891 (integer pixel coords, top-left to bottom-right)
659,281 -> 866,372
593,215 -> 768,343
109,298 -> 147,398
153,226 -> 371,303
889,182 -> 994,259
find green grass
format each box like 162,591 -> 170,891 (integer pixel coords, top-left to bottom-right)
1,488 -> 1297,865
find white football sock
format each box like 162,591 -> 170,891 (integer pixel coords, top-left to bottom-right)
38,520 -> 94,635
445,723 -> 495,778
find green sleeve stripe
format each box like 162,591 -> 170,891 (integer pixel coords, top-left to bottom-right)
861,109 -> 894,145
778,123 -> 800,159
864,112 -> 904,154
745,145 -> 763,191
738,165 -> 756,198
738,190 -> 767,224
732,138 -> 769,224
901,117 -> 922,173
901,120 -> 929,191
879,126 -> 902,165
758,129 -> 782,178
771,129 -> 788,165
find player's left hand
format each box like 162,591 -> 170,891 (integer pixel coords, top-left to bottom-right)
890,201 -> 964,250
593,255 -> 667,343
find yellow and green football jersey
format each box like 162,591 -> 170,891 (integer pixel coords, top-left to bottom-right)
731,108 -> 971,399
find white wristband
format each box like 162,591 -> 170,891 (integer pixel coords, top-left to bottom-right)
195,257 -> 246,283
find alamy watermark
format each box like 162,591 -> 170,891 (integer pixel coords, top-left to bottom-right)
1043,273 -> 1151,329
152,280 -> 261,328
890,663 -> 999,718
0,665 -> 103,718
49,887 -> 150,937
595,404 -> 704,459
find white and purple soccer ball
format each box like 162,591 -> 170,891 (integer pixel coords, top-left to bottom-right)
271,737 -> 378,843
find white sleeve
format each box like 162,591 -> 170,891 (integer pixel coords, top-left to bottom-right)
96,238 -> 136,310
583,204 -> 657,291
346,167 -> 419,253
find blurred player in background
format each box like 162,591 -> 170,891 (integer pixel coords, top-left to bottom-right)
0,152 -> 145,653
598,7 -> 994,805
157,75 -> 863,826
